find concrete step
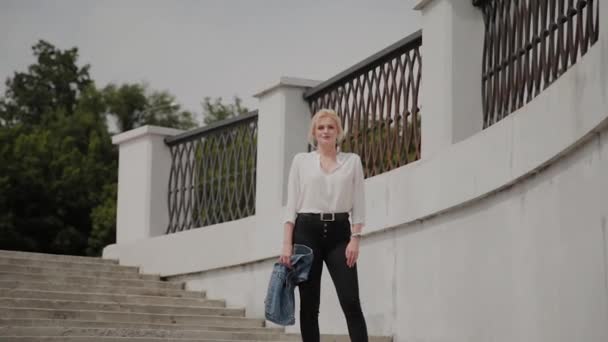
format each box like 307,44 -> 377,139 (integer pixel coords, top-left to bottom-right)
0,333 -> 391,342
0,257 -> 139,273
304,335 -> 392,342
0,338 -> 294,342
0,250 -> 117,264
0,264 -> 159,281
0,252 -> 393,342
0,322 -> 393,342
0,297 -> 242,316
0,307 -> 264,327
0,319 -> 284,333
0,272 -> 183,290
0,280 -> 205,298
0,327 -> 300,341
0,338 -> 296,342
0,289 -> 221,308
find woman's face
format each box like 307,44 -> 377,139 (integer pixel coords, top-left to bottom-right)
315,116 -> 338,147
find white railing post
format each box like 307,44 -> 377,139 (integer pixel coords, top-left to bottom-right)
111,125 -> 183,244
415,0 -> 485,158
252,77 -> 321,240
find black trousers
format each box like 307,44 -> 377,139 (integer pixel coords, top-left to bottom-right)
293,214 -> 368,342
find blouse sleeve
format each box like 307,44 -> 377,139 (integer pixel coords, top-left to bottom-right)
351,154 -> 366,225
284,153 -> 300,225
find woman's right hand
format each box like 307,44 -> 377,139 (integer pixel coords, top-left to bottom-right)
279,244 -> 293,268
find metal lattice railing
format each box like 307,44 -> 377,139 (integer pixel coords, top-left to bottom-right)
304,30 -> 422,178
473,0 -> 600,128
164,111 -> 258,234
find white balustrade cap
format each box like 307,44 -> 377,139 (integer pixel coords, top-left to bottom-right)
253,76 -> 321,98
112,125 -> 184,145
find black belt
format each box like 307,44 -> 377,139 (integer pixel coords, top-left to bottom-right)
297,212 -> 349,222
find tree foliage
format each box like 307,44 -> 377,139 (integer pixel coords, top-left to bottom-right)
0,86 -> 114,255
0,40 -> 92,127
201,96 -> 248,125
104,83 -> 197,132
0,40 -> 203,256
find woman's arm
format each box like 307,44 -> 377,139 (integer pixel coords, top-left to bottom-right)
280,222 -> 295,267
283,154 -> 300,225
283,222 -> 295,246
350,223 -> 363,236
279,154 -> 300,267
351,154 -> 366,226
346,155 -> 366,268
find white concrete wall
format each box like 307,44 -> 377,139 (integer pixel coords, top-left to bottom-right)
177,129 -> 608,340
165,38 -> 608,339
104,2 -> 608,341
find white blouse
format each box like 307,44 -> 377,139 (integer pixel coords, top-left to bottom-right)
284,150 -> 366,225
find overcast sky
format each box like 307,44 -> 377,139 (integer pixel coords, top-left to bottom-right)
0,0 -> 420,122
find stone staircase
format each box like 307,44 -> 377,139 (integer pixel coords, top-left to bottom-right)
0,250 -> 391,342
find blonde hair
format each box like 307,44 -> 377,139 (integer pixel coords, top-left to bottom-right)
308,109 -> 345,148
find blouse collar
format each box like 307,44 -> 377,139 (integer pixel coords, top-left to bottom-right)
313,149 -> 346,165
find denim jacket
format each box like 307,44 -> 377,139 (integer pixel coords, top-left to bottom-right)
264,244 -> 314,325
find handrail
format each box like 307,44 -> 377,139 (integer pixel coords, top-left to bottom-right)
165,110 -> 258,145
304,31 -> 423,177
304,30 -> 422,100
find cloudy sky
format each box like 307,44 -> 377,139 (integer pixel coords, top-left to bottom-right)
0,0 -> 420,121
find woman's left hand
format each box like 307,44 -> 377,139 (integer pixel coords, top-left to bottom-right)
345,238 -> 360,268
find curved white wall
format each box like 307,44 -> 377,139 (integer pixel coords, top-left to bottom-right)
179,127 -> 608,341
105,25 -> 608,278
104,7 -> 608,342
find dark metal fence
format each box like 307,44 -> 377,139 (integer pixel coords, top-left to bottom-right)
304,30 -> 422,178
473,0 -> 600,128
164,111 -> 258,233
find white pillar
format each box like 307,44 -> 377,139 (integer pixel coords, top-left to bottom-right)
415,0 -> 484,158
253,77 -> 321,225
111,125 -> 184,243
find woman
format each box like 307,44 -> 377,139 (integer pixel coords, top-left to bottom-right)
279,108 -> 368,342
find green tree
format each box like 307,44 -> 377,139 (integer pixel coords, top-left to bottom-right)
86,182 -> 117,256
102,83 -> 147,132
0,40 -> 201,256
0,52 -> 115,255
201,96 -> 248,125
103,83 -> 197,132
0,40 -> 108,253
144,90 -> 197,129
0,40 -> 92,127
